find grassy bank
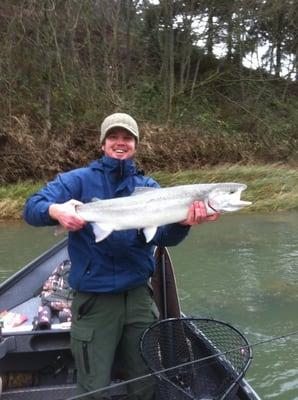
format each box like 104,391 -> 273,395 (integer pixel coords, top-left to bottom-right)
0,164 -> 297,220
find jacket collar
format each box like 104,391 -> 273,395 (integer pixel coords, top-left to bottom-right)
89,156 -> 137,197
89,156 -> 136,175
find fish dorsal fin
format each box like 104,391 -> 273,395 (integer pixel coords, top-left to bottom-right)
131,187 -> 158,196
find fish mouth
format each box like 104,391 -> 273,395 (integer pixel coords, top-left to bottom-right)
224,200 -> 252,210
208,199 -> 252,213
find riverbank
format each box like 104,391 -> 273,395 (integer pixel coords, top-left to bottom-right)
0,163 -> 297,220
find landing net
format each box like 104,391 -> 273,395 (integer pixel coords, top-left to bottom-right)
140,317 -> 252,400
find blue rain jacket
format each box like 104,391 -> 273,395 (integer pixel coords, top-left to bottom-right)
23,156 -> 190,293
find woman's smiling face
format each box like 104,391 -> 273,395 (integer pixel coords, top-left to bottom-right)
101,129 -> 137,160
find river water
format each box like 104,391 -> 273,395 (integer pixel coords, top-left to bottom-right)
0,213 -> 297,399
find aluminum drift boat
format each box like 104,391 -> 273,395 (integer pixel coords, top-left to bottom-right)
0,239 -> 261,400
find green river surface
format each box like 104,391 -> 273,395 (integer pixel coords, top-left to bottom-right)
0,212 -> 297,399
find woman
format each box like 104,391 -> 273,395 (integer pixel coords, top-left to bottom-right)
23,113 -> 219,399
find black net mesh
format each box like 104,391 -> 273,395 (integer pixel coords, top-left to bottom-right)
140,318 -> 252,400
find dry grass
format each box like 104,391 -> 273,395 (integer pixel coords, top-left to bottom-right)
0,116 -> 296,219
0,117 -> 297,184
0,115 -> 99,184
0,199 -> 24,219
0,164 -> 297,220
151,164 -> 298,213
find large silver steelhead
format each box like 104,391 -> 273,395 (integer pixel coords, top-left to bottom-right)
76,183 -> 252,243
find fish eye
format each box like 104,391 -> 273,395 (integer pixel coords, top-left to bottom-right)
229,190 -> 236,194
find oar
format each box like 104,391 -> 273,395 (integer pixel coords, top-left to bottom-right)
160,247 -> 168,319
151,246 -> 181,319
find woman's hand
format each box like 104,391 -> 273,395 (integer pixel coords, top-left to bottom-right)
49,199 -> 86,231
180,201 -> 220,226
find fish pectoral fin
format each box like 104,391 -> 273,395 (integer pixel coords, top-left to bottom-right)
91,223 -> 113,243
54,224 -> 67,236
143,227 -> 157,243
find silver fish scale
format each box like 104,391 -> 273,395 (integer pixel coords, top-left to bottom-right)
75,183 -> 250,240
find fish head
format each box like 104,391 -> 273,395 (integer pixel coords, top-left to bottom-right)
207,183 -> 252,213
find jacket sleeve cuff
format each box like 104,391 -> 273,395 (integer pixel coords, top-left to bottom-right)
44,203 -> 59,225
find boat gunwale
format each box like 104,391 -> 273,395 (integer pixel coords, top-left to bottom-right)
0,238 -> 68,294
0,238 -> 262,400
